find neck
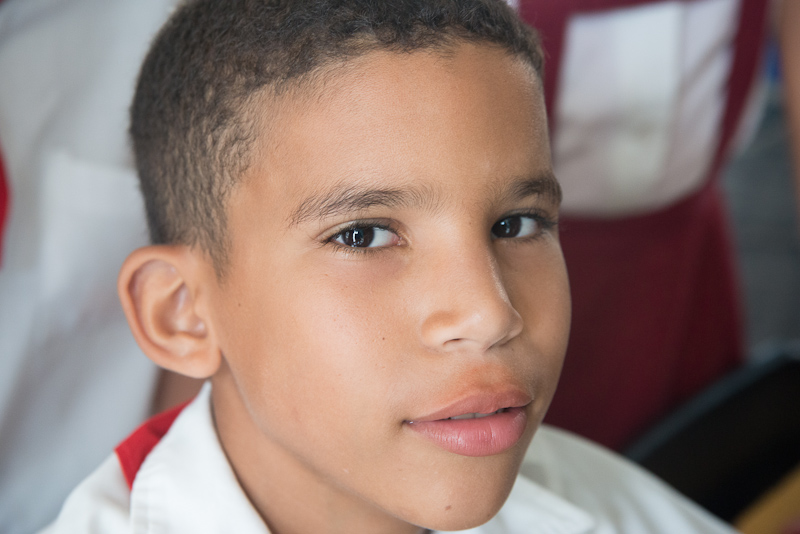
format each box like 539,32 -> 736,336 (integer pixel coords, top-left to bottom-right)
211,371 -> 431,534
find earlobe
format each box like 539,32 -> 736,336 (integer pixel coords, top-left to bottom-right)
118,246 -> 221,379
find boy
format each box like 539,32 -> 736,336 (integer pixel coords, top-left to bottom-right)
43,1 -> 737,532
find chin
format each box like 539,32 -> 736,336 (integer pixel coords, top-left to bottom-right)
429,511 -> 503,532
396,461 -> 520,533
412,494 -> 510,533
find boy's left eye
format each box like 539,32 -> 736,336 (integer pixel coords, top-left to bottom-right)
491,215 -> 540,239
331,226 -> 400,248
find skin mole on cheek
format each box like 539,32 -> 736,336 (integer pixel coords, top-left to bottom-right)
445,505 -> 452,511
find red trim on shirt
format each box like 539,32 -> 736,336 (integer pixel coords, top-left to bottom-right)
0,146 -> 9,267
708,0 -> 769,180
115,402 -> 190,490
0,0 -> 8,266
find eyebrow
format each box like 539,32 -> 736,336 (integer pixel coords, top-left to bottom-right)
287,171 -> 561,228
288,183 -> 433,227
510,170 -> 562,206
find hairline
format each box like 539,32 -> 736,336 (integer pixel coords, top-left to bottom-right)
211,40 -> 544,280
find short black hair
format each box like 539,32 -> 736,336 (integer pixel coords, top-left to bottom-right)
131,0 -> 544,275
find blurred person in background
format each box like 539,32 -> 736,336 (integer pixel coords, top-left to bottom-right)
517,0 -> 778,450
0,1 -> 194,532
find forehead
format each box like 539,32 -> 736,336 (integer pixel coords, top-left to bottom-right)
241,42 -> 551,219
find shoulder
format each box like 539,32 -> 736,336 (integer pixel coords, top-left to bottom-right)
39,400 -> 191,534
519,425 -> 738,534
40,383 -> 265,533
37,454 -> 132,534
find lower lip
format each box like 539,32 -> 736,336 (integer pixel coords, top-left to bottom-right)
406,407 -> 528,457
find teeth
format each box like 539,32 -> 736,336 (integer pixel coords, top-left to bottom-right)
447,409 -> 502,420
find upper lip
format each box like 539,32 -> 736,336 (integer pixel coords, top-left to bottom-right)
407,388 -> 532,423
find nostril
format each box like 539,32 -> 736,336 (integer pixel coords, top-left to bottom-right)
418,255 -> 523,351
424,308 -> 522,353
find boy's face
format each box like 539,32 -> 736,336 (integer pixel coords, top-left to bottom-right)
207,43 -> 569,533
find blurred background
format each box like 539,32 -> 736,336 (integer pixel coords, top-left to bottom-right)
0,0 -> 798,533
724,40 -> 800,353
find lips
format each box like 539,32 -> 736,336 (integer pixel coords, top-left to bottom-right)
405,391 -> 531,457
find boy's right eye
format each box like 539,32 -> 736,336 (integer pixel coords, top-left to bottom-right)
331,225 -> 400,249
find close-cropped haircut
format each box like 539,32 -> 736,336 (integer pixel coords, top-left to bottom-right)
131,0 -> 544,275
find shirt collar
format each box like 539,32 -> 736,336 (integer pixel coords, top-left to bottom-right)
129,383 -> 267,533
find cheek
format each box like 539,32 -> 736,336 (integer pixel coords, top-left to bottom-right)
505,238 -> 569,307
218,256 -> 411,441
503,244 -> 571,371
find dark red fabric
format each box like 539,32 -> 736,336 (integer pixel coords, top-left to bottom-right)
709,0 -> 770,179
519,0 -> 765,449
547,183 -> 743,448
0,146 -> 8,267
115,402 -> 189,490
0,1 -> 8,267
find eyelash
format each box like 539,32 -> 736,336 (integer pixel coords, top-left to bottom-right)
324,220 -> 400,256
494,210 -> 558,242
323,210 -> 558,255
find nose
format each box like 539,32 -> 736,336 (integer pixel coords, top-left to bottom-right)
418,244 -> 524,353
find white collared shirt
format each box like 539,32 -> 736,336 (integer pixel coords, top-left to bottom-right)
42,384 -> 738,534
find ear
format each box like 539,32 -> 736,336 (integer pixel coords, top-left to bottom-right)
118,245 -> 221,379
